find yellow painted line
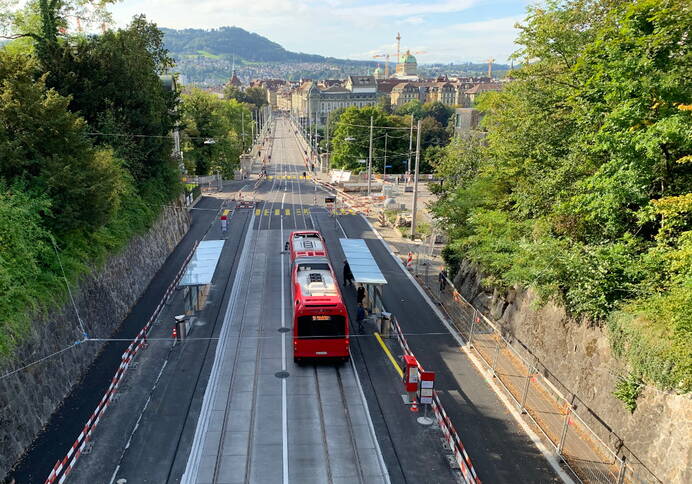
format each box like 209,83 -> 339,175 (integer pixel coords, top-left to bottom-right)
285,208 -> 291,215
222,209 -> 230,216
264,209 -> 269,216
274,209 -> 280,216
255,209 -> 261,216
268,176 -> 273,180
374,332 -> 403,378
304,209 -> 310,214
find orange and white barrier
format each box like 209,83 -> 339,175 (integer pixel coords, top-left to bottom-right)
390,317 -> 481,484
45,241 -> 199,484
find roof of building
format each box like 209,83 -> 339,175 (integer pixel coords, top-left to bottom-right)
347,75 -> 376,87
465,82 -> 503,94
399,50 -> 417,64
321,85 -> 349,93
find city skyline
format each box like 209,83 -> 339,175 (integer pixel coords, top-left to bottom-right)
110,0 -> 533,64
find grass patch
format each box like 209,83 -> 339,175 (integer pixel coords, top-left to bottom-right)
0,177 -> 176,361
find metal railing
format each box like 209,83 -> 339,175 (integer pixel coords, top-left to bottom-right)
409,249 -> 661,484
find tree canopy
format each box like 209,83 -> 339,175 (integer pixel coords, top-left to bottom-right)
432,0 -> 691,393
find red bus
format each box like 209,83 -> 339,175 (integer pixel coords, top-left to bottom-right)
287,230 -> 327,262
291,256 -> 350,362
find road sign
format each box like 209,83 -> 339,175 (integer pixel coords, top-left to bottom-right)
418,371 -> 435,405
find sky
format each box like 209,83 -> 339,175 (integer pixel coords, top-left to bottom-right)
108,0 -> 535,64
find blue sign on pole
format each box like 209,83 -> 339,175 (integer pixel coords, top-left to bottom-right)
385,165 -> 392,168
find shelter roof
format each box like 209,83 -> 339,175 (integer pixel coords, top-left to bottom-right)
339,238 -> 387,285
179,240 -> 225,286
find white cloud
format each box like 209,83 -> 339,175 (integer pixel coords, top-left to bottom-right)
401,16 -> 425,25
108,0 -> 524,64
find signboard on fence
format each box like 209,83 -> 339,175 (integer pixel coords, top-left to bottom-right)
330,170 -> 352,183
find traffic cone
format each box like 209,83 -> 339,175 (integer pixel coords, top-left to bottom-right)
406,252 -> 413,268
172,327 -> 177,340
410,397 -> 419,413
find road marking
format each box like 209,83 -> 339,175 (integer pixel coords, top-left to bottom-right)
275,209 -> 280,216
264,209 -> 269,216
182,210 -> 256,484
360,214 -> 575,484
285,208 -> 291,216
255,209 -> 261,216
222,209 -> 230,216
280,192 -> 289,484
374,332 -> 403,378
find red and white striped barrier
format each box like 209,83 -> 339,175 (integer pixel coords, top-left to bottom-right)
390,317 -> 481,484
46,240 -> 199,484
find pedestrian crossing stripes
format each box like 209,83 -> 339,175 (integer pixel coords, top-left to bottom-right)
254,208 -> 312,216
267,175 -> 310,180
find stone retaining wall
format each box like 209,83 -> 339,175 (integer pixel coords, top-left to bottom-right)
454,259 -> 690,484
0,206 -> 190,479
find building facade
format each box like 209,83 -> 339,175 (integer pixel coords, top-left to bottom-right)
291,75 -> 378,126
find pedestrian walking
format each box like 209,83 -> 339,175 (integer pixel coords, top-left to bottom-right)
439,269 -> 447,292
356,303 -> 366,334
343,260 -> 354,287
357,284 -> 365,305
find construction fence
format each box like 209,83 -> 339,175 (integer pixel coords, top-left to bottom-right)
408,246 -> 661,484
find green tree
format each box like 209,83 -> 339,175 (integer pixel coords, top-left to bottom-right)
422,101 -> 454,126
0,50 -> 126,234
181,88 -> 250,178
432,0 -> 692,392
331,106 -> 408,173
244,86 -> 268,109
394,99 -> 425,120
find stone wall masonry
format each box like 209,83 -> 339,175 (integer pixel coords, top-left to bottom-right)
453,259 -> 691,484
0,205 -> 190,479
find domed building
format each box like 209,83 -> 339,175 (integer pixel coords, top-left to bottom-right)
392,50 -> 419,80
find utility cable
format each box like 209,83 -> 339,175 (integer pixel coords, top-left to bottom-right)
51,239 -> 89,341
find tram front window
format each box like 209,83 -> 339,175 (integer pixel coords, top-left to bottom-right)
297,315 -> 345,339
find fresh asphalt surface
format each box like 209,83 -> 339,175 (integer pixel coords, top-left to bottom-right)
7,196 -> 221,483
19,117 -> 560,484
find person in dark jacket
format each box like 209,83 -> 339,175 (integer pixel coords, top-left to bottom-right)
343,260 -> 354,286
439,269 -> 447,292
356,303 -> 366,333
357,284 -> 365,305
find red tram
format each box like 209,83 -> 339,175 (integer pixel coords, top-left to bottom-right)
288,231 -> 350,362
287,230 -> 327,262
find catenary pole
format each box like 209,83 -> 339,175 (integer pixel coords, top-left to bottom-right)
407,114 -> 414,174
367,115 -> 374,197
411,120 -> 421,238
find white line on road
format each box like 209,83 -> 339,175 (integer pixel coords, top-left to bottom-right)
359,214 -> 574,484
181,211 -> 256,484
280,192 -> 289,484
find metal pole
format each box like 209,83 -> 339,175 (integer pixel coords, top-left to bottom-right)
367,115 -> 374,197
491,339 -> 500,378
410,120 -> 421,238
557,406 -> 571,455
616,456 -> 627,484
241,111 -> 245,151
468,309 -> 476,347
519,366 -> 533,414
325,114 -> 330,173
407,114 -> 414,174
251,110 -> 255,143
383,133 -> 388,181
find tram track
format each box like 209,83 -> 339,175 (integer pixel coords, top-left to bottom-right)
207,120 -> 288,484
162,207 -> 253,484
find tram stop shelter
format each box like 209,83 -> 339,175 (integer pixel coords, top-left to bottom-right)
179,240 -> 225,314
339,238 -> 387,316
